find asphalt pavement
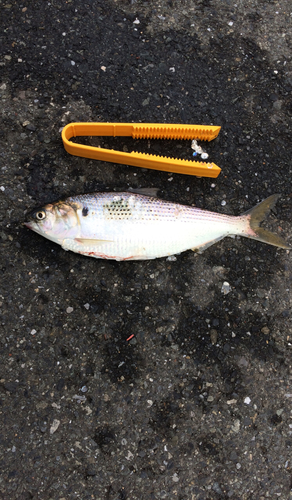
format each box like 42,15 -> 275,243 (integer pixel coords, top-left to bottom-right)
0,1 -> 292,499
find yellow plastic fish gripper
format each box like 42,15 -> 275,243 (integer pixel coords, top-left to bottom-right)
62,122 -> 221,178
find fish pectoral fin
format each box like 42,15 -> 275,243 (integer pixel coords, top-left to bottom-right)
61,238 -> 113,252
74,238 -> 113,245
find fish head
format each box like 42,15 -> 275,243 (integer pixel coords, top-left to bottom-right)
24,201 -> 79,244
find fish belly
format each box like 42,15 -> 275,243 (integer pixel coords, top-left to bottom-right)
65,218 -> 241,260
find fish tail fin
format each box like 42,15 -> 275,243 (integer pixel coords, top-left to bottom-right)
244,194 -> 290,249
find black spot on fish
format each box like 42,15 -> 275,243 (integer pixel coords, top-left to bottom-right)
82,206 -> 89,217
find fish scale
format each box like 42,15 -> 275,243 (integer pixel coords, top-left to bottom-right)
24,192 -> 290,261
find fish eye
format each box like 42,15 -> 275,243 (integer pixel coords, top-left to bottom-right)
35,210 -> 46,221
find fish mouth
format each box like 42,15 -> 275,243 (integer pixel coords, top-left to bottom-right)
23,221 -> 34,229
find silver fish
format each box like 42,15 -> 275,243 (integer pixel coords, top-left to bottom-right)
24,192 -> 290,261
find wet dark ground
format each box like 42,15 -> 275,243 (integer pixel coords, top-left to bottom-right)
0,0 -> 292,499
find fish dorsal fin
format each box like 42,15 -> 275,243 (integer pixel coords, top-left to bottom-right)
128,187 -> 159,197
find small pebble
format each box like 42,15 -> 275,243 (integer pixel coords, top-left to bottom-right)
126,450 -> 134,461
72,394 -> 86,401
244,397 -> 251,405
50,419 -> 60,435
232,419 -> 240,433
221,200 -> 226,206
210,329 -> 218,344
166,255 -> 177,261
30,329 -> 37,335
66,306 -> 73,313
84,303 -> 90,310
221,281 -> 231,295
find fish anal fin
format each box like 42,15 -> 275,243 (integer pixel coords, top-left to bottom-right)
192,235 -> 226,254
